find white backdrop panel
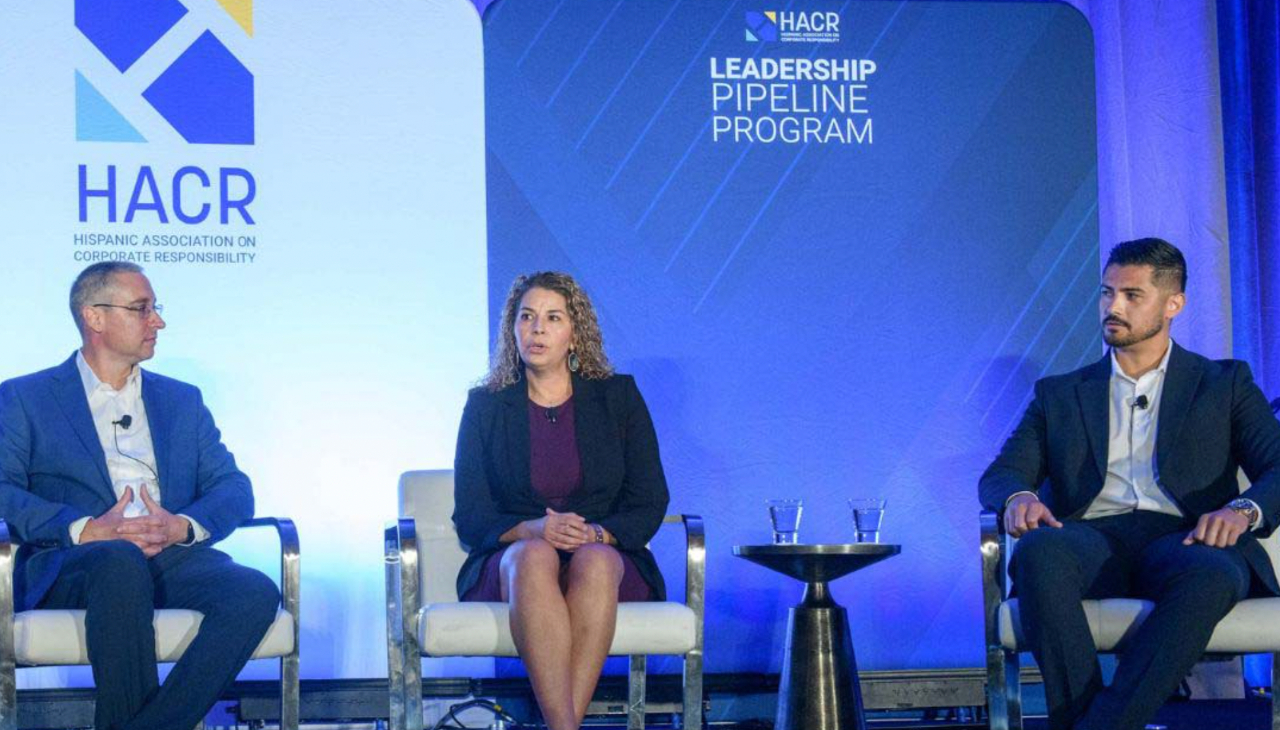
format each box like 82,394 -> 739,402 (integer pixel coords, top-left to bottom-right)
0,0 -> 487,683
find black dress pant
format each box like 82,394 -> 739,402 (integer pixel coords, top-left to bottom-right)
1010,511 -> 1251,730
37,540 -> 280,730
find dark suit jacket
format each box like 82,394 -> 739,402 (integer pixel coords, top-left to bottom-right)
452,373 -> 671,601
0,354 -> 254,610
979,343 -> 1280,595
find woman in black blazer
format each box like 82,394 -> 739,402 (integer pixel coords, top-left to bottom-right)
453,271 -> 670,730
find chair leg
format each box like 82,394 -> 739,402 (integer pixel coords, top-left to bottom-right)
628,655 -> 647,730
404,655 -> 424,730
0,587 -> 13,730
0,649 -> 12,729
986,644 -> 1006,730
385,532 -> 422,730
386,619 -> 407,730
987,644 -> 1023,730
0,662 -> 13,730
281,651 -> 301,730
682,648 -> 704,730
1006,651 -> 1023,730
1271,652 -> 1280,730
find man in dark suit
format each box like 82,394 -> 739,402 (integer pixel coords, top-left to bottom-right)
979,238 -> 1280,730
0,262 -> 280,730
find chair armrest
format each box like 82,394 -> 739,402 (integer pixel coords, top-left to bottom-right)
980,510 -> 1007,650
663,514 -> 705,646
0,519 -> 11,716
0,518 -> 12,611
240,517 -> 300,638
0,519 -> 13,673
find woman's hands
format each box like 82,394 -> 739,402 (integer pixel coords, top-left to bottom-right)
525,508 -> 592,551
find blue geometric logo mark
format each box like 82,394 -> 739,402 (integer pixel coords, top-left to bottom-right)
75,0 -> 188,73
75,71 -> 146,143
746,11 -> 777,42
143,31 -> 255,145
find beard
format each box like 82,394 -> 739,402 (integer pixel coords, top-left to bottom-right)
1102,315 -> 1164,347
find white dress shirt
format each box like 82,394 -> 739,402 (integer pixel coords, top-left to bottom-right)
1083,344 -> 1182,518
69,351 -> 207,544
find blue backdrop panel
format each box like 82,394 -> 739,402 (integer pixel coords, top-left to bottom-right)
483,0 -> 1097,671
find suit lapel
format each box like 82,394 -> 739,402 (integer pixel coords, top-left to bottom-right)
141,372 -> 172,502
49,355 -> 115,504
500,383 -> 533,502
1156,343 -> 1201,479
571,376 -> 607,498
1076,355 -> 1112,482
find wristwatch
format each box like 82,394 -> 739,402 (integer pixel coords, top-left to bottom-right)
1228,498 -> 1260,529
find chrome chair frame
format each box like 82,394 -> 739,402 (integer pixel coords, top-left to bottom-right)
386,514 -> 705,730
980,510 -> 1022,730
0,516 -> 300,730
980,509 -> 1280,730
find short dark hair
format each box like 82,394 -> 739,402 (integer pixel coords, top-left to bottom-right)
1105,238 -> 1187,293
70,261 -> 144,332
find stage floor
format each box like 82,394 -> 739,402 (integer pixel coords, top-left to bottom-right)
1017,697 -> 1272,730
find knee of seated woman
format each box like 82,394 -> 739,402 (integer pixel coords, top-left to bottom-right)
568,543 -> 623,580
502,537 -> 561,569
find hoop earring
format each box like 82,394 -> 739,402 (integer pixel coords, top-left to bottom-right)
568,351 -> 581,373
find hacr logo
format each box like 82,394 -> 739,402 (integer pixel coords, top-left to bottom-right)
746,10 -> 841,44
75,0 -> 255,145
745,11 -> 778,42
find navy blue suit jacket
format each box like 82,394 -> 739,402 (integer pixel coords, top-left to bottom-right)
979,343 -> 1280,594
0,354 -> 254,610
452,373 -> 671,601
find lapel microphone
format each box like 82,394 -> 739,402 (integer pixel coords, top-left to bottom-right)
545,407 -> 558,423
1134,395 -> 1150,410
111,414 -> 159,483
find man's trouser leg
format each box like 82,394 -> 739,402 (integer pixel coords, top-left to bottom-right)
1076,531 -> 1250,730
37,541 -> 159,730
122,546 -> 281,730
1010,520 -> 1132,730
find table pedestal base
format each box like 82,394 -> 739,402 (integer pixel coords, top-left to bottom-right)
776,582 -> 866,730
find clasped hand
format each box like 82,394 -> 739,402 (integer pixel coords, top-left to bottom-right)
81,486 -> 189,557
531,508 -> 591,552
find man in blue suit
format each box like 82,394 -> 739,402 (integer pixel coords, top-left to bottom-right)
0,262 -> 280,730
980,239 -> 1280,730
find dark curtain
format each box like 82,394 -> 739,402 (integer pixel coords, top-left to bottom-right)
1220,0 -> 1280,397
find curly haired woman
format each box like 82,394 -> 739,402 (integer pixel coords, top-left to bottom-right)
452,271 -> 670,730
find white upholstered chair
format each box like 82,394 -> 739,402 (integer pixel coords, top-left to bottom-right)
385,470 -> 704,730
0,517 -> 300,730
981,509 -> 1280,730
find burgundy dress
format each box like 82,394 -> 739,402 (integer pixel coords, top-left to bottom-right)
461,397 -> 653,602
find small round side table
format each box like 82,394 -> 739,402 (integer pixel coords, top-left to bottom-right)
733,543 -> 901,730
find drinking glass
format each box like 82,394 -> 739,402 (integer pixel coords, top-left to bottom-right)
849,498 -> 886,543
767,499 -> 803,544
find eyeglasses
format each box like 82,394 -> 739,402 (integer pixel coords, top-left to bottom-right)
91,303 -> 164,319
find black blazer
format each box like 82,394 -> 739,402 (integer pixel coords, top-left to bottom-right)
979,343 -> 1280,595
452,373 -> 671,601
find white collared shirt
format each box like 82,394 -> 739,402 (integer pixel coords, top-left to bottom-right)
1083,343 -> 1181,518
69,351 -> 207,544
